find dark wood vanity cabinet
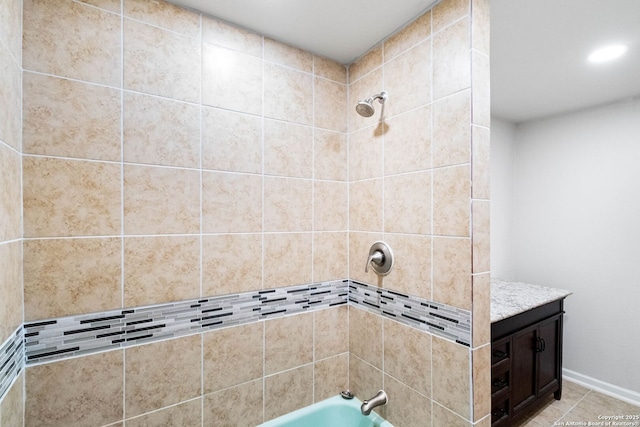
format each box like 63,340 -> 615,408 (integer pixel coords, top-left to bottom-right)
491,300 -> 565,426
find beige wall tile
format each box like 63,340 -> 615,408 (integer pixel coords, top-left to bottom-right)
264,365 -> 313,421
471,0 -> 489,54
0,0 -> 22,63
202,171 -> 262,233
202,107 -> 262,174
124,18 -> 200,103
348,68 -> 383,132
314,306 -> 348,360
202,43 -> 263,115
263,233 -> 312,288
265,313 -> 313,374
125,335 -> 201,417
26,351 -> 124,427
264,63 -> 313,125
203,380 -> 263,427
124,0 -> 200,37
314,78 -> 347,132
202,234 -> 262,296
384,11 -> 431,61
201,16 -> 263,57
314,353 -> 348,402
472,125 -> 490,200
384,171 -> 432,235
23,156 -> 121,237
77,0 -> 120,12
433,18 -> 471,100
433,402 -> 472,426
349,355 -> 383,401
0,43 -> 21,151
203,322 -> 263,393
472,345 -> 491,421
433,89 -> 471,168
349,179 -> 383,232
126,399 -> 201,427
384,106 -> 431,175
314,130 -> 347,182
472,273 -> 490,347
124,92 -> 200,168
348,231 -> 383,286
124,236 -> 200,307
314,55 -> 347,84
383,374 -> 431,427
432,336 -> 471,419
472,200 -> 490,274
314,181 -> 348,231
349,125 -> 383,181
264,119 -> 313,178
264,177 -> 312,232
23,72 -> 121,161
313,232 -> 348,282
433,237 -> 472,309
0,372 -> 23,427
433,165 -> 471,237
383,233 -> 432,299
265,38 -> 313,72
433,0 -> 470,32
124,165 -> 199,235
348,45 -> 382,83
384,319 -> 432,397
472,51 -> 491,128
0,241 -> 21,342
23,0 -> 121,86
349,307 -> 382,369
0,144 -> 20,241
24,237 -> 121,320
383,41 -> 431,118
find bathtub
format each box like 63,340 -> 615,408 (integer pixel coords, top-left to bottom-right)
259,394 -> 394,427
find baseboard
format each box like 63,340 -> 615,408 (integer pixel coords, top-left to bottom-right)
563,368 -> 640,407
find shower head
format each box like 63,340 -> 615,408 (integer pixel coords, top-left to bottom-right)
355,91 -> 387,117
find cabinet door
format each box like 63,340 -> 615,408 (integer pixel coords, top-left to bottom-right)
537,314 -> 561,397
511,324 -> 538,415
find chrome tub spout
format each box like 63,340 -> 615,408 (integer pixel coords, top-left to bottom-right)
360,390 -> 388,415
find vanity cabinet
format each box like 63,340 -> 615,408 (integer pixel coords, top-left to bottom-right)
490,299 -> 565,426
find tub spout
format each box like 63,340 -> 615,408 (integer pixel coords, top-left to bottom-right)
360,390 -> 388,416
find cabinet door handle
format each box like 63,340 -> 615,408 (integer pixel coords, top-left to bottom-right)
541,338 -> 546,352
492,408 -> 506,417
536,338 -> 543,352
493,378 -> 508,388
493,350 -> 507,359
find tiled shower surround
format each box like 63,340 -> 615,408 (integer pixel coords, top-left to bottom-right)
0,0 -> 491,425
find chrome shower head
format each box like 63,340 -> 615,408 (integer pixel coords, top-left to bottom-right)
355,91 -> 387,117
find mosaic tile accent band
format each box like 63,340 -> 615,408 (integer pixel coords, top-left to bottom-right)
349,281 -> 471,346
0,327 -> 24,403
24,279 -> 349,365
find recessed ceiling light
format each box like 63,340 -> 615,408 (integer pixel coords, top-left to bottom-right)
588,44 -> 629,63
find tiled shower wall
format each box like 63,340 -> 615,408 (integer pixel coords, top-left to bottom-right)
0,0 -> 25,423
346,0 -> 491,425
0,0 -> 491,425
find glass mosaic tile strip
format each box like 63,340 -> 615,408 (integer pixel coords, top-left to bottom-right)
348,281 -> 472,346
0,327 -> 24,404
24,279 -> 349,365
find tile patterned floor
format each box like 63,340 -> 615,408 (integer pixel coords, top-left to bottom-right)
513,380 -> 640,427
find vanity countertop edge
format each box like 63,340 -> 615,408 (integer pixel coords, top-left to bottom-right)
490,278 -> 573,323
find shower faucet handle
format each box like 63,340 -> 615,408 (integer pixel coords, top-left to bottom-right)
364,241 -> 394,276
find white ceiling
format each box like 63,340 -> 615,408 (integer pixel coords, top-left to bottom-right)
170,0 -> 640,124
491,0 -> 640,123
172,0 -> 440,65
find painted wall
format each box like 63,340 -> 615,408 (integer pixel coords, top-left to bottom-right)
0,0 -> 25,423
491,98 -> 640,396
6,0 -> 491,425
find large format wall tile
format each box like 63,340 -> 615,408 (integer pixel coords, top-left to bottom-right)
0,241 -> 21,342
124,0 -> 200,37
204,380 -> 264,427
264,119 -> 313,178
23,156 -> 121,237
0,373 -> 23,427
0,42 -> 21,151
23,72 -> 121,161
433,335 -> 471,419
202,171 -> 262,233
313,232 -> 348,282
24,237 -> 121,320
264,63 -> 313,126
23,0 -> 121,87
126,399 -> 202,427
202,16 -> 263,57
264,365 -> 313,421
265,313 -> 313,374
383,41 -> 431,118
314,354 -> 348,402
25,351 -> 124,427
0,144 -> 20,241
384,320 -> 432,397
202,233 -> 262,295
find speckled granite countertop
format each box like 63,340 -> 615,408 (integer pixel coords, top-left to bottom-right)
491,279 -> 572,323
